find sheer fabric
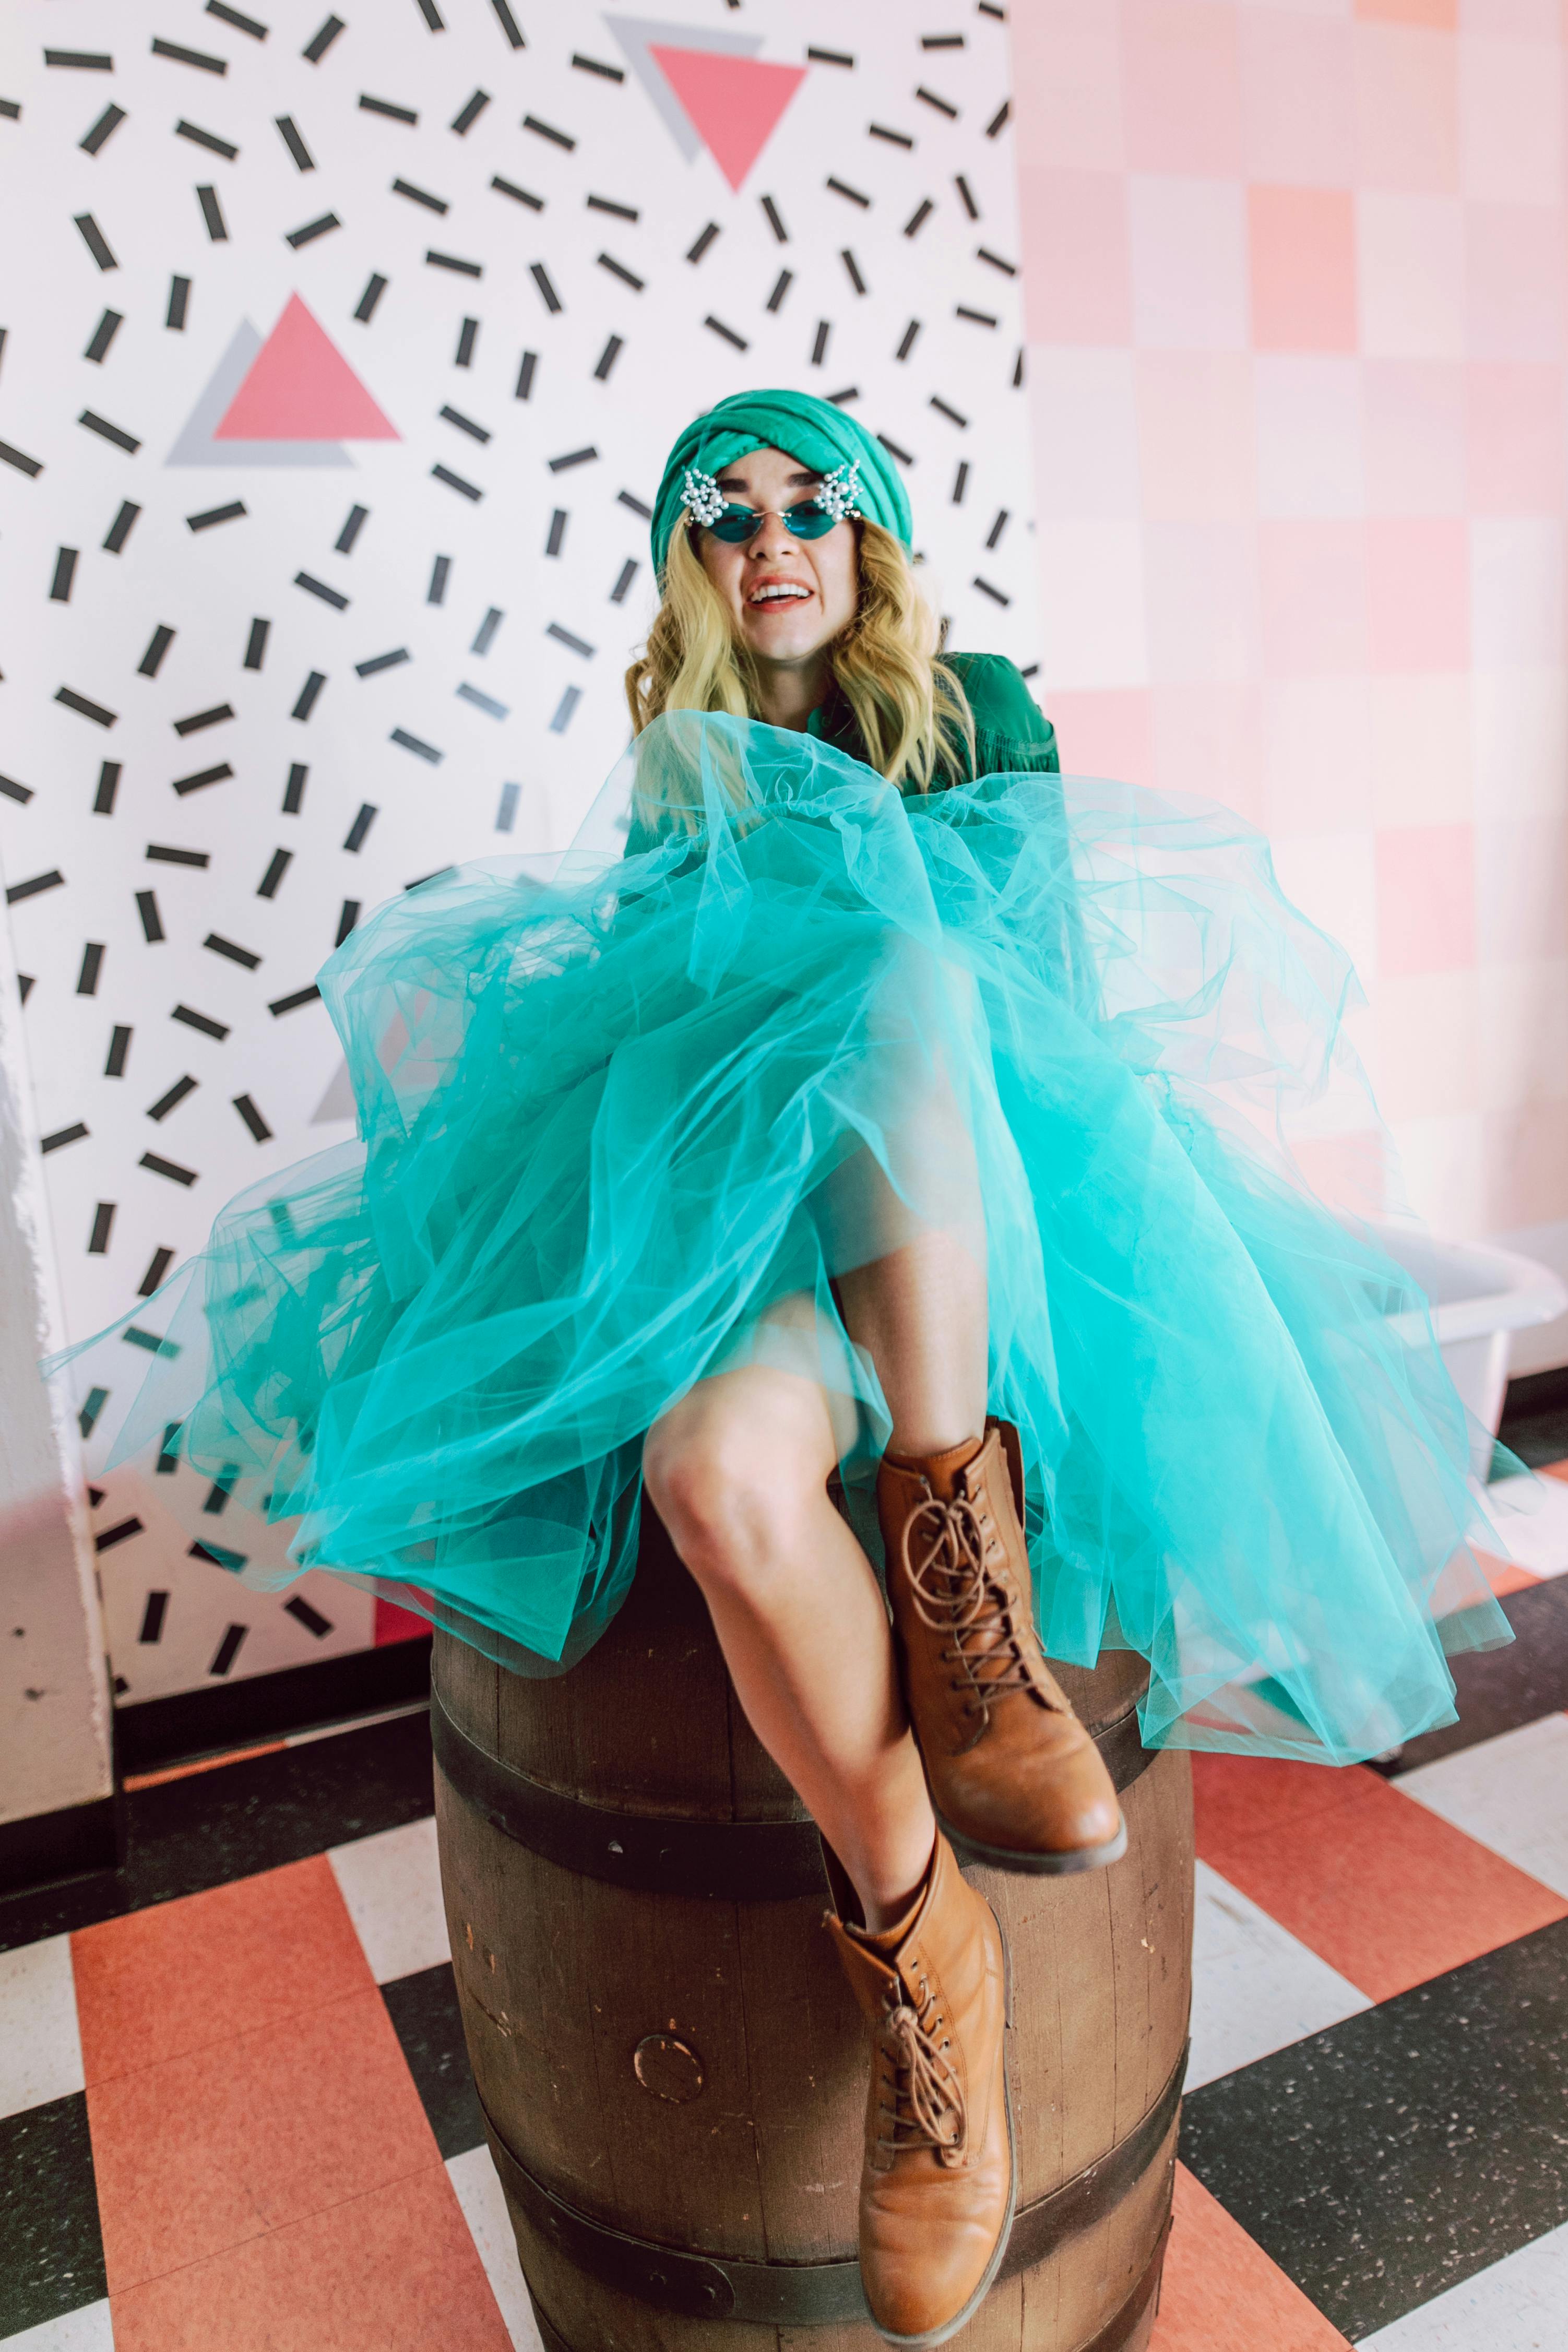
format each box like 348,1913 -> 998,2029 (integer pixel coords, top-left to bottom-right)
64,712 -> 1510,1761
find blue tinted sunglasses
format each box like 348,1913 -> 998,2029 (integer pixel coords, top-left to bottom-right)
700,499 -> 843,544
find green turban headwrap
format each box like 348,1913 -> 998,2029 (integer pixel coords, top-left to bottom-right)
650,389 -> 913,576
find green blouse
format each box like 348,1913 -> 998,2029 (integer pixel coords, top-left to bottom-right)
804,651 -> 1060,786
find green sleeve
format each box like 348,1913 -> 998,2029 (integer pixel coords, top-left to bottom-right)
947,652 -> 1059,778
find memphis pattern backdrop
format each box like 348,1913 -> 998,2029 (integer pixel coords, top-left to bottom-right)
0,1 -> 1036,1706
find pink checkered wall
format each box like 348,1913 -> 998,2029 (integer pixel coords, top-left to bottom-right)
1012,0 -> 1568,1282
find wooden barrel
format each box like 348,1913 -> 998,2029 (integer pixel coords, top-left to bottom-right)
433,1510 -> 1194,2352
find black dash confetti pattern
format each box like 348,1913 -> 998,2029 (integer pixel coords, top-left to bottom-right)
3,2 -> 1038,1705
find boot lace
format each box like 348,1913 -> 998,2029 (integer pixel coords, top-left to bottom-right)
875,1970 -> 966,2170
902,1494 -> 1053,1720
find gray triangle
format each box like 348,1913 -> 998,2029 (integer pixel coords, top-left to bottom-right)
310,1058 -> 357,1123
165,320 -> 353,468
311,1007 -> 414,1125
603,13 -> 762,163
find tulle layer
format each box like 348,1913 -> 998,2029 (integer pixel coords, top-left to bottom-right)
76,711 -> 1510,1761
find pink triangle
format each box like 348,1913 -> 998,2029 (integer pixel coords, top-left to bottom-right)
214,294 -> 399,441
649,46 -> 807,192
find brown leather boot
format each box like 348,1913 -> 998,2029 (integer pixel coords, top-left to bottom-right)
823,1833 -> 1014,2348
878,1421 -> 1126,1874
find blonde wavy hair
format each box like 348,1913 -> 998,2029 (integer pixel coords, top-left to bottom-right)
625,514 -> 976,792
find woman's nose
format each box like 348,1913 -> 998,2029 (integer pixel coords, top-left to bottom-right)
749,510 -> 796,562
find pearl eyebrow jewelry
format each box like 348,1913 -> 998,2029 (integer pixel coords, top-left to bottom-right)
682,458 -> 864,528
817,459 -> 863,522
681,465 -> 727,526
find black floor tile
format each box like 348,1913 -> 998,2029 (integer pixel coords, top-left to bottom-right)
1374,1577 -> 1568,1777
0,2093 -> 105,2336
382,1961 -> 484,2160
1499,1369 -> 1568,1474
0,1708 -> 434,1952
1180,1915 -> 1568,2341
1500,1408 -> 1568,1470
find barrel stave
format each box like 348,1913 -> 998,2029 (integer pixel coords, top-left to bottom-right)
578,1874 -> 770,2255
1009,2120 -> 1175,2352
733,1891 -> 866,2261
967,1748 -> 1192,2202
436,1769 -> 616,2197
438,1773 -> 775,2255
438,1621 -> 502,1755
1104,1748 -> 1194,2144
494,1539 -> 748,1819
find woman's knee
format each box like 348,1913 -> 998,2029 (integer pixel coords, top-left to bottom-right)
643,1386 -> 824,1591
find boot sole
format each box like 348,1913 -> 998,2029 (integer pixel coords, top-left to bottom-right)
869,1903 -> 1017,2352
937,1808 -> 1129,1878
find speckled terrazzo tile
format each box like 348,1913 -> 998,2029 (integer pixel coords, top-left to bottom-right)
1154,2161 -> 1351,2350
1497,1391 -> 1568,1466
1358,2212 -> 1568,2349
1179,1916 -> 1568,2341
0,2094 -> 106,2338
1192,1756 -> 1566,2002
1189,1859 -> 1371,2090
1,2302 -> 117,2351
0,1710 -> 435,1953
0,1938 -> 84,2121
1397,1715 -> 1568,1901
381,1962 -> 485,2162
328,1815 -> 449,1984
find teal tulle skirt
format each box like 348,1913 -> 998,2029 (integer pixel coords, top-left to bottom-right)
68,711 -> 1512,1762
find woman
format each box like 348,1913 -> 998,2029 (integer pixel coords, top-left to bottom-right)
71,390 -> 1507,2347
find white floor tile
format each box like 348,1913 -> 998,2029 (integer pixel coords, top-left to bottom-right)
1187,1858 -> 1371,2090
0,1937 -> 84,2121
2,2300 -> 115,2350
327,1815 -> 449,1983
447,2144 -> 543,2352
1359,2217 -> 1568,2349
1484,1473 -> 1568,1579
1397,1713 -> 1568,1898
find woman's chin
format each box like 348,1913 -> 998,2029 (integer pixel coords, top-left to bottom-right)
741,611 -> 829,660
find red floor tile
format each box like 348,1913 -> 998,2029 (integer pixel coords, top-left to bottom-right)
1150,2163 -> 1349,2352
109,2160 -> 514,2352
72,1854 -> 372,2083
90,1985 -> 437,2293
1189,1752 -> 1348,1848
1193,1754 -> 1568,2001
1478,1549 -> 1540,1599
123,1740 -> 288,1791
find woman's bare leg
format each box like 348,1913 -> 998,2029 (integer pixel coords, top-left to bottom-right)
644,1213 -> 990,1929
836,1226 -> 989,1457
645,1360 -> 935,1930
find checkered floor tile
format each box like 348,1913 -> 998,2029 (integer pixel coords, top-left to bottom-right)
3,1465 -> 1567,2349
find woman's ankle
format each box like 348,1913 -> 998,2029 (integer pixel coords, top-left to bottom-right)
851,1822 -> 939,1935
883,1427 -> 984,1470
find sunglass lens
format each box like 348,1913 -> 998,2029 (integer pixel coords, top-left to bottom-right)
707,506 -> 761,542
785,502 -> 836,540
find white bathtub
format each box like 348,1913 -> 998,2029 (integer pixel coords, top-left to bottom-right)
1373,1227 -> 1568,1474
